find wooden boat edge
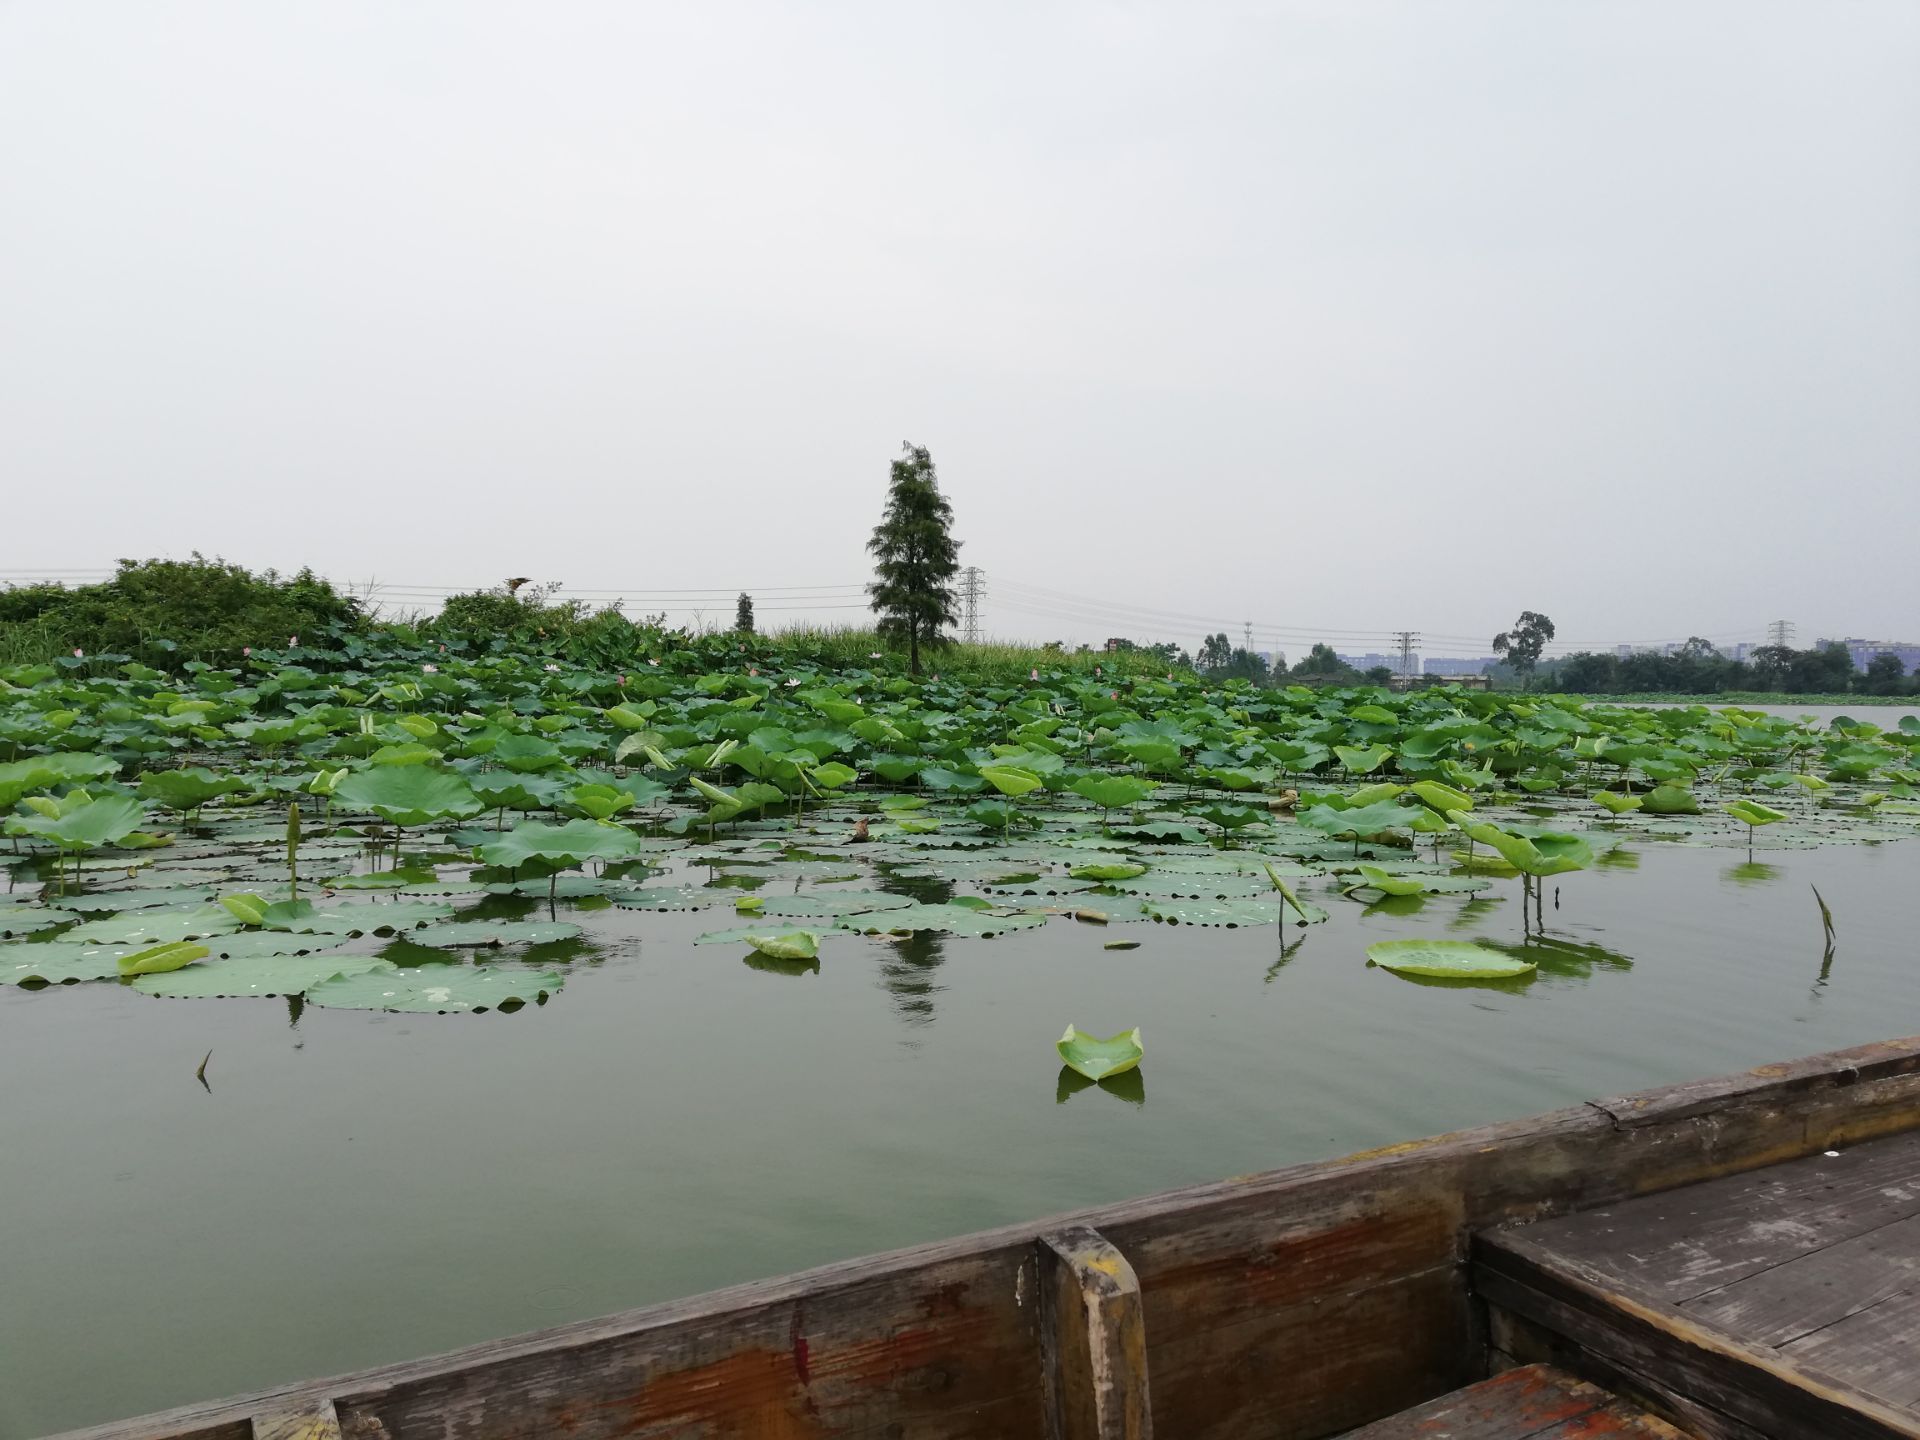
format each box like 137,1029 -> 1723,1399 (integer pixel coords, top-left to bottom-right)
48,1032 -> 1920,1440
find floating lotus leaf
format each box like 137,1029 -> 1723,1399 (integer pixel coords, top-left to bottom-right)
254,899 -> 454,935
753,891 -> 913,918
54,886 -> 215,913
1056,1025 -> 1143,1082
1108,874 -> 1266,900
62,904 -> 242,945
3,941 -> 145,984
1069,861 -> 1147,882
982,875 -> 1099,897
836,903 -> 1048,938
407,920 -> 582,947
1142,898 -> 1283,927
307,962 -> 563,1013
0,905 -> 80,936
610,885 -> 720,911
1367,938 -> 1535,979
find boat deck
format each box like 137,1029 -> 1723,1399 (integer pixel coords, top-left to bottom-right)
1343,1364 -> 1685,1437
1477,1126 -> 1920,1438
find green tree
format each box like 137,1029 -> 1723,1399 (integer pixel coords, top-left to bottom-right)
1863,652 -> 1909,695
1291,642 -> 1357,679
866,443 -> 960,675
1196,632 -> 1232,673
1492,611 -> 1556,689
735,592 -> 754,634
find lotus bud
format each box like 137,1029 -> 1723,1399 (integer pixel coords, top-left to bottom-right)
616,674 -> 627,686
421,663 -> 437,673
1030,668 -> 1038,681
288,635 -> 298,646
243,646 -> 251,656
73,648 -> 84,658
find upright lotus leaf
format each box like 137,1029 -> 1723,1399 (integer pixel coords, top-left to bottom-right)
1726,799 -> 1789,828
1334,744 -> 1392,774
1458,820 -> 1593,877
116,941 -> 211,977
1069,774 -> 1155,812
978,764 -> 1045,798
1641,784 -> 1701,816
1591,790 -> 1643,816
220,892 -> 271,926
8,794 -> 146,852
1367,939 -> 1535,979
807,762 -> 859,792
1263,866 -> 1330,926
137,767 -> 249,813
1409,781 -> 1473,814
476,819 -> 645,870
1056,1025 -> 1143,1082
333,767 -> 485,826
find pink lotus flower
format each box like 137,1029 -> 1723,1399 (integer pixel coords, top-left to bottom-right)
421,663 -> 438,674
288,635 -> 298,646
1030,668 -> 1038,680
242,646 -> 252,657
438,644 -> 447,653
617,674 -> 627,686
749,667 -> 759,676
72,648 -> 84,658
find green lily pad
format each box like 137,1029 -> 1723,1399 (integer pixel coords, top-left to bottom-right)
406,920 -> 582,947
118,941 -> 210,976
48,887 -> 214,913
307,962 -> 563,1013
836,903 -> 1048,938
754,891 -> 913,918
134,953 -> 391,998
1108,874 -> 1267,900
1366,939 -> 1536,979
0,905 -> 81,936
2,941 -> 145,984
62,905 -> 242,945
1141,898 -> 1283,927
1057,1024 -> 1143,1081
610,885 -> 720,911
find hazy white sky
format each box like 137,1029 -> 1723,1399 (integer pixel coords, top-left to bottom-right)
2,1 -> 1915,658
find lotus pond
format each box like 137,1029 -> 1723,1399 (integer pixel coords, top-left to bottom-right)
2,649 -> 1918,1436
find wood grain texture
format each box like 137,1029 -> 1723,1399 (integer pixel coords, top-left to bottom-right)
251,1402 -> 343,1440
1340,1363 -> 1686,1438
1476,1233 -> 1920,1439
1038,1227 -> 1151,1440
46,1035 -> 1920,1440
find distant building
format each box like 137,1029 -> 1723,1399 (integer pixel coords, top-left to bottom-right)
1339,651 -> 1416,673
1820,638 -> 1920,674
1424,656 -> 1497,677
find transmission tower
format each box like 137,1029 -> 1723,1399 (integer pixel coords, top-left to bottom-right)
1767,619 -> 1795,648
1243,620 -> 1253,650
960,567 -> 984,643
1393,630 -> 1421,678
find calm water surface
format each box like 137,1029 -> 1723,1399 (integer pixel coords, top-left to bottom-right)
3,798 -> 1918,1434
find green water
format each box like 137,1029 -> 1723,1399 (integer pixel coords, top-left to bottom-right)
4,824 -> 1916,1436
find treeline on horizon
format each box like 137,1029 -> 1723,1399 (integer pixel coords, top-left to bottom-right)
1,559 -> 1914,697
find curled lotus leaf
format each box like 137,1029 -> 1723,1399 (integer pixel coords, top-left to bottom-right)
1056,1025 -> 1143,1082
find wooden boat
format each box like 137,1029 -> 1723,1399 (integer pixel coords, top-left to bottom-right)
55,1035 -> 1920,1440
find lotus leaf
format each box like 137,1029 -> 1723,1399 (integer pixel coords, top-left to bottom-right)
307,962 -> 563,1013
63,905 -> 242,945
406,920 -> 583,947
477,819 -> 645,869
1367,939 -> 1535,979
333,767 -> 485,826
836,904 -> 1048,938
1142,898 -> 1283,927
117,941 -> 211,977
1056,1025 -> 1143,1082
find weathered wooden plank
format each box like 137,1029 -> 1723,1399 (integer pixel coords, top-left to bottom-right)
1488,1129 -> 1920,1305
1038,1226 -> 1151,1440
1147,1263 -> 1469,1440
1683,1210 -> 1920,1348
48,1036 -> 1920,1440
1485,1305 -> 1769,1440
1476,1233 -> 1920,1439
250,1401 -> 343,1440
1340,1363 -> 1686,1438
1779,1284 -> 1920,1410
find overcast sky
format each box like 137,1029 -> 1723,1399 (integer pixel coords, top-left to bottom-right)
2,2 -> 1915,658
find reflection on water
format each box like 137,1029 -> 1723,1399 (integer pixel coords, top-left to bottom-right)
1479,931 -> 1634,980
1056,1066 -> 1146,1106
873,869 -> 952,1027
1725,861 -> 1783,887
742,952 -> 819,978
